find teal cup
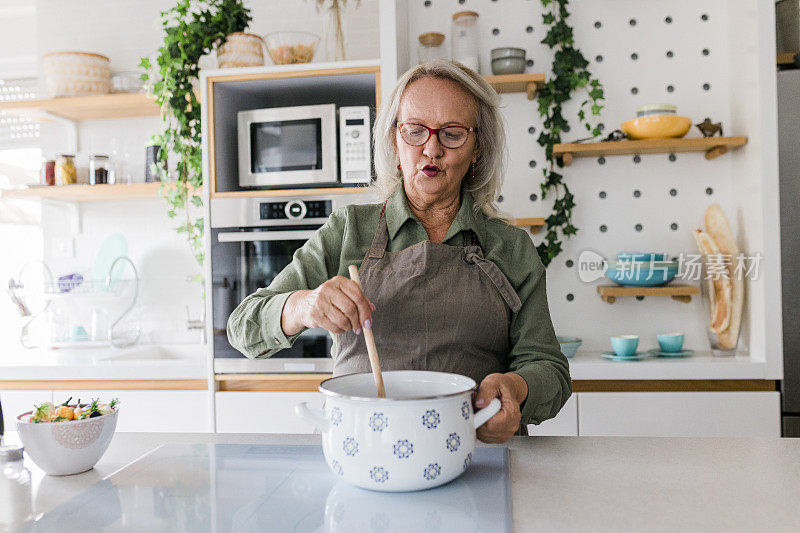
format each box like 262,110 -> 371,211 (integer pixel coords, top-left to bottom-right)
611,335 -> 639,357
657,332 -> 684,353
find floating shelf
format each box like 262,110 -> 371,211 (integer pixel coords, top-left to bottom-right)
554,136 -> 748,165
778,52 -> 798,67
597,284 -> 699,304
484,73 -> 546,100
1,182 -> 201,202
512,217 -> 546,233
0,93 -> 160,122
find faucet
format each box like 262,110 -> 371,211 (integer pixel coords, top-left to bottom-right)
186,306 -> 206,344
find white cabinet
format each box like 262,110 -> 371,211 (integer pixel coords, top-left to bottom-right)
1,391 -> 51,433
52,390 -> 211,433
578,392 -> 781,437
526,394 -> 578,436
215,392 -> 325,434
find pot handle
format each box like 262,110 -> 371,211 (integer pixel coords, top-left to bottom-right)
295,402 -> 330,432
473,398 -> 502,429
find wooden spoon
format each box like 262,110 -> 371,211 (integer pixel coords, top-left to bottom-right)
348,265 -> 385,398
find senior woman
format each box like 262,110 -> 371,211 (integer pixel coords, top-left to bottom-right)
227,59 -> 571,443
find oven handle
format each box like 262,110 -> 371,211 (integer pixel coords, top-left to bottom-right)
217,230 -> 319,243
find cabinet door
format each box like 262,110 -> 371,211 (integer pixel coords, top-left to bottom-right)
1,391 -> 52,434
215,392 -> 325,434
578,392 -> 781,437
52,391 -> 211,433
526,394 -> 578,436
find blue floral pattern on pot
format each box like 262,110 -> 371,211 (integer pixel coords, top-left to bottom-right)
423,463 -> 442,480
446,432 -> 461,452
330,407 -> 342,426
421,409 -> 440,429
330,459 -> 343,476
392,439 -> 414,459
343,437 -> 358,456
368,411 -> 388,432
463,452 -> 472,471
461,400 -> 471,420
370,466 -> 389,483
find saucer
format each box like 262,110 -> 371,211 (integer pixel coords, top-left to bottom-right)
647,348 -> 694,358
601,351 -> 651,361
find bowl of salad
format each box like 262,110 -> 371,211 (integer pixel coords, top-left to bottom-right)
16,398 -> 119,476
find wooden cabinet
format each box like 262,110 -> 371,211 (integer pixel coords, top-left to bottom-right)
526,394 -> 578,436
215,392 -> 324,434
52,390 -> 211,433
577,392 -> 781,437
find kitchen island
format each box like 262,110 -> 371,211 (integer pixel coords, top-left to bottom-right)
9,432 -> 798,532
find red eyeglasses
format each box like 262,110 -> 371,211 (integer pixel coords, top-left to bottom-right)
396,121 -> 477,149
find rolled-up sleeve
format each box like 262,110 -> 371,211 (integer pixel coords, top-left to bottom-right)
226,210 -> 346,359
507,240 -> 572,426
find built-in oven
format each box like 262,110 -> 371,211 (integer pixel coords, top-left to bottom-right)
210,194 -> 369,373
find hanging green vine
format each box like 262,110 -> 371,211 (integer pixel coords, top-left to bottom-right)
139,0 -> 251,277
535,0 -> 605,267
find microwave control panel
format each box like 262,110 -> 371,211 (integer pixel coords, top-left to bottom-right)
339,106 -> 372,184
259,200 -> 332,221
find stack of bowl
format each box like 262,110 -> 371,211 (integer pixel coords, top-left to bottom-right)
490,47 -> 526,75
621,104 -> 692,139
605,252 -> 679,287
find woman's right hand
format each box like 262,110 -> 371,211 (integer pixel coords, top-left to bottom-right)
281,276 -> 376,336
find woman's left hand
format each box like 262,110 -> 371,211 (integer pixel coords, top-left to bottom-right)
474,373 -> 528,444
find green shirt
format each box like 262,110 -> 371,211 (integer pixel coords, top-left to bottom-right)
227,186 -> 572,426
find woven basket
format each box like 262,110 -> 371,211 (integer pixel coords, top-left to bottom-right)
42,52 -> 111,98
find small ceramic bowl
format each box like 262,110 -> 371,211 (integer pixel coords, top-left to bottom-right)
491,57 -> 526,75
657,332 -> 685,353
611,335 -> 639,357
490,47 -> 526,60
621,115 -> 692,140
557,336 -> 582,358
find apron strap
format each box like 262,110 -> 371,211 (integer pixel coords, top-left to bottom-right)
464,248 -> 523,312
366,201 -> 389,259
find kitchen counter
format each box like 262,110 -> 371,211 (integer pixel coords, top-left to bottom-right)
8,432 -> 798,531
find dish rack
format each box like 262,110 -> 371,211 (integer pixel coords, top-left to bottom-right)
11,257 -> 141,349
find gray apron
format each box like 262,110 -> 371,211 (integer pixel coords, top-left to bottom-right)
335,200 -> 523,388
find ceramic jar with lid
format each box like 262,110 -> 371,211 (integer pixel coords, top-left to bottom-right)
418,32 -> 447,64
451,11 -> 480,73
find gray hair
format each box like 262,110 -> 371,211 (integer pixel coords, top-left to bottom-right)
372,59 -> 508,219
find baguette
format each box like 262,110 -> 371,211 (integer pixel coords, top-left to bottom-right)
704,204 -> 743,350
692,229 -> 731,333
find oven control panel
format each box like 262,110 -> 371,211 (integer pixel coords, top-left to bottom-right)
259,200 -> 332,221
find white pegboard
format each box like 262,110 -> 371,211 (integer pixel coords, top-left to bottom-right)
405,1 -> 748,354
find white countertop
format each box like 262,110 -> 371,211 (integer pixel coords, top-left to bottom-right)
0,344 -> 208,380
5,432 -> 797,532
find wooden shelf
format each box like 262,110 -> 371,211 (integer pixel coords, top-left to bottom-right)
1,182 -> 201,202
597,284 -> 699,304
554,136 -> 748,165
484,73 -> 546,100
512,217 -> 546,233
0,93 -> 159,122
778,52 -> 798,66
210,186 -> 371,199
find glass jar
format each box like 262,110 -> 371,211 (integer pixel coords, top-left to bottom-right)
55,154 -> 77,186
0,445 -> 32,530
89,154 -> 110,185
451,11 -> 480,73
418,32 -> 447,64
40,159 -> 55,186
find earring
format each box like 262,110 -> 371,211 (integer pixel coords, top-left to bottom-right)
397,164 -> 402,170
470,162 -> 476,180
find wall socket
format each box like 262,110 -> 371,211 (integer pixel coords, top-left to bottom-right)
52,236 -> 75,259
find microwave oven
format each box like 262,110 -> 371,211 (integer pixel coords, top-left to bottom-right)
237,103 -> 372,188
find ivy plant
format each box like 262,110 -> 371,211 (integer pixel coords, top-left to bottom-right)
139,0 -> 251,277
535,0 -> 605,267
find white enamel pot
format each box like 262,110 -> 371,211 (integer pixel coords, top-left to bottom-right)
295,370 -> 501,492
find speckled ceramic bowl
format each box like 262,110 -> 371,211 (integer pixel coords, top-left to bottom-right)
16,408 -> 118,476
296,370 -> 501,492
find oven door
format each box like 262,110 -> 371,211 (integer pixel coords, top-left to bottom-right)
237,104 -> 338,188
211,226 -> 333,372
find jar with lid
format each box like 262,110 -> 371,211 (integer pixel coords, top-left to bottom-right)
451,11 -> 480,73
89,154 -> 110,185
55,154 -> 77,186
418,32 -> 447,64
0,445 -> 32,530
40,159 -> 55,186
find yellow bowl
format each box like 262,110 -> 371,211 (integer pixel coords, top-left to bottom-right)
621,115 -> 692,140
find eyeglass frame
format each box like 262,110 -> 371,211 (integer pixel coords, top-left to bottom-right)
395,121 -> 477,149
